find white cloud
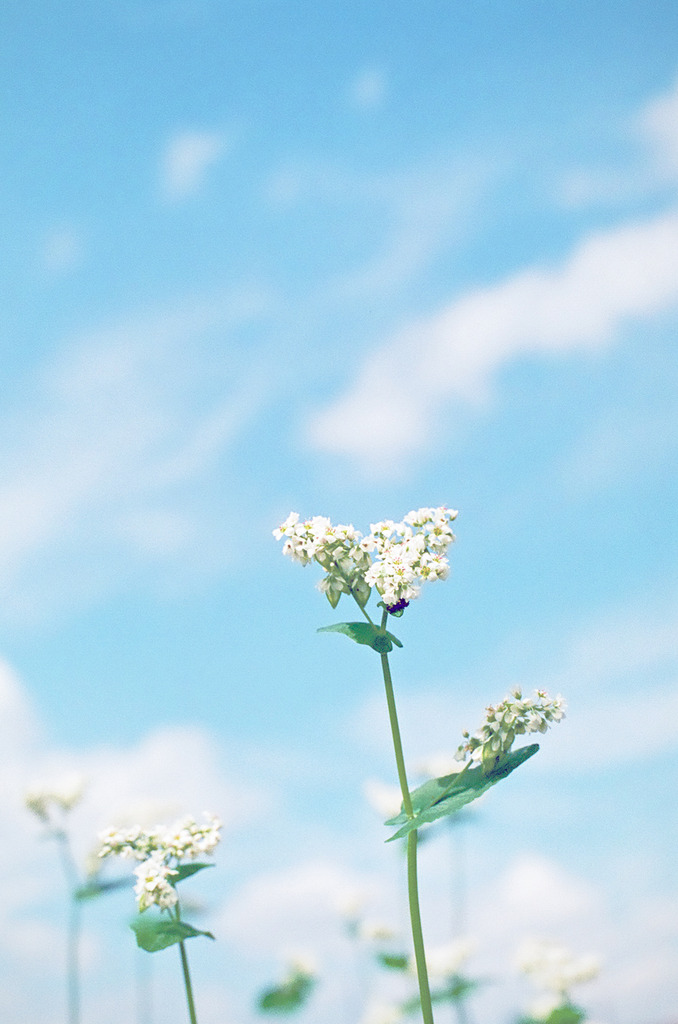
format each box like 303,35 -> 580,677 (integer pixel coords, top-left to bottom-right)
637,75 -> 678,181
0,659 -> 241,1019
349,595 -> 678,776
559,76 -> 678,206
560,393 -> 678,495
0,288 -> 270,623
3,653 -> 674,1024
264,155 -> 488,302
348,67 -> 388,110
41,225 -> 83,274
307,205 -> 678,470
160,129 -> 228,201
0,658 -> 39,755
495,852 -> 599,928
221,859 -> 386,955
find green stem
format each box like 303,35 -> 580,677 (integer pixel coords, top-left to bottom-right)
54,828 -> 81,1024
174,906 -> 198,1024
178,941 -> 198,1024
380,648 -> 434,1024
380,651 -> 413,818
66,897 -> 81,1024
407,830 -> 434,1024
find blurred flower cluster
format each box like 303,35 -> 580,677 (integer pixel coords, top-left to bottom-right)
517,938 -> 601,1022
25,773 -> 85,823
273,506 -> 457,611
98,813 -> 221,912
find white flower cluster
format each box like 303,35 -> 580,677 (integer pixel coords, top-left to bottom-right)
361,1001 -> 405,1024
133,852 -> 180,912
517,938 -> 600,1001
274,507 -> 458,611
25,773 -> 85,822
98,813 -> 221,912
409,937 -> 475,979
455,689 -> 566,772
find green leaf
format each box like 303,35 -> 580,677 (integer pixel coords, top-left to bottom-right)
317,621 -> 402,653
130,915 -> 215,953
73,878 -> 130,902
386,745 -> 539,841
400,977 -> 483,1015
436,976 -> 482,1002
545,1005 -> 587,1024
258,973 -> 315,1013
172,862 -> 214,884
377,952 -> 410,971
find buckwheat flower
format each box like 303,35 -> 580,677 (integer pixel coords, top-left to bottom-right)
161,814 -> 222,859
408,937 -> 475,979
98,824 -> 157,861
365,507 -> 458,611
517,938 -> 600,997
335,891 -> 365,921
357,919 -> 398,942
455,689 -> 566,773
361,1001 -> 405,1024
528,993 -> 562,1020
274,506 -> 458,612
133,851 -> 179,912
286,952 -> 318,978
98,813 -> 221,915
25,773 -> 85,822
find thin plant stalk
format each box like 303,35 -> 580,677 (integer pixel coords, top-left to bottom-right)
174,906 -> 198,1024
55,828 -> 82,1024
179,942 -> 198,1024
135,948 -> 154,1024
378,619 -> 435,1024
66,898 -> 82,1024
329,550 -> 439,1022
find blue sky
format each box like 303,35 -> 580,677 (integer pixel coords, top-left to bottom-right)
2,2 -> 677,1023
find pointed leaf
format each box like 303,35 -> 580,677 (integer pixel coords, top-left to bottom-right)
386,744 -> 539,840
172,862 -> 214,884
400,977 -> 483,1015
258,973 -> 315,1013
545,1006 -> 587,1024
317,621 -> 402,652
130,916 -> 215,953
377,952 -> 410,971
73,877 -> 130,902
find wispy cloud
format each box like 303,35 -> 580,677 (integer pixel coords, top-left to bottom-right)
41,224 -> 83,275
347,67 -> 388,111
307,205 -> 678,471
0,288 -> 270,624
637,75 -> 678,181
265,154 -> 489,304
160,129 -> 228,201
559,76 -> 678,207
1,661 -> 263,1023
349,593 -> 678,774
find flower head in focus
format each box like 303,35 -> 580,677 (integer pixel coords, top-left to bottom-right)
274,506 -> 458,612
455,689 -> 566,774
